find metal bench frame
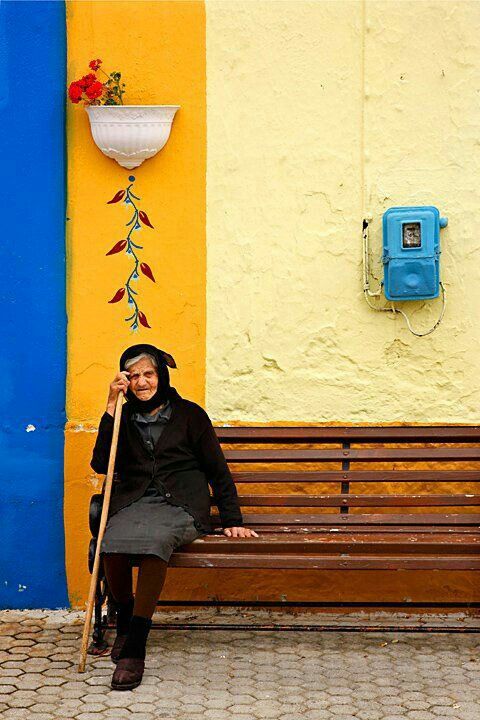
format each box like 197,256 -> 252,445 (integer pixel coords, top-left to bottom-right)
88,425 -> 480,653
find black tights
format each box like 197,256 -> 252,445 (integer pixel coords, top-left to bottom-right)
102,552 -> 168,619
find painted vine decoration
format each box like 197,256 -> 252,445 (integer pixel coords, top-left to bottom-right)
106,175 -> 155,331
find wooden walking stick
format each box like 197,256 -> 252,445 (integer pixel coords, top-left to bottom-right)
78,392 -> 124,672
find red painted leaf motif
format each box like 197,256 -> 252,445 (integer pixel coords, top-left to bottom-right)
140,262 -> 155,282
108,288 -> 125,304
107,190 -> 125,204
139,210 -> 154,228
106,239 -> 127,256
138,311 -> 151,328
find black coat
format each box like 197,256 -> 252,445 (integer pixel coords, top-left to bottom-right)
90,386 -> 243,533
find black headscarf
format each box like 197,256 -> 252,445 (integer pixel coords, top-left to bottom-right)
119,343 -> 177,413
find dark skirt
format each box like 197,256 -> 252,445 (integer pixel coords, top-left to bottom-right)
99,486 -> 204,563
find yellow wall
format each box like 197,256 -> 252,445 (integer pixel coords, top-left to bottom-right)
65,0 -> 206,606
202,0 -> 479,607
205,0 -> 480,424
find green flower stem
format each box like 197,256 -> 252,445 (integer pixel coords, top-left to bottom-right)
98,66 -> 124,105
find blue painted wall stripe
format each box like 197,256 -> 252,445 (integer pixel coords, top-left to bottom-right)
0,1 -> 68,608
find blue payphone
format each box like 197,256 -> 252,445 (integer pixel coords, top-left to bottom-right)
362,205 -> 448,336
382,206 -> 448,301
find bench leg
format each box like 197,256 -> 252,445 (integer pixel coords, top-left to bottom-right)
87,560 -> 110,656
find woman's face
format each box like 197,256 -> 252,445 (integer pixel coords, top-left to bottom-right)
127,357 -> 158,400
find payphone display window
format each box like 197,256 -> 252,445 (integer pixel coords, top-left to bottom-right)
402,222 -> 421,248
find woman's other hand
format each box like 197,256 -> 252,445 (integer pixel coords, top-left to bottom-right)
223,527 -> 259,538
106,371 -> 130,416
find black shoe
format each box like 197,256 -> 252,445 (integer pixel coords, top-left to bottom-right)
111,657 -> 145,690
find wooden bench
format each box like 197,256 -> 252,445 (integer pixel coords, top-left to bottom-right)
88,425 -> 480,652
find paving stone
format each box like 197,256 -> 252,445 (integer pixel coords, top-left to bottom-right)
61,688 -> 91,699
59,699 -> 85,711
1,710 -> 35,719
203,712 -> 236,720
127,703 -> 156,713
179,704 -> 207,714
430,703 -> 466,720
29,703 -> 61,714
96,694 -> 134,708
23,647 -> 54,659
355,710 -> 385,720
0,669 -> 24,678
382,706 -> 407,716
302,711 -> 336,720
79,705 -> 109,714
404,701 -> 432,710
0,677 -> 21,687
101,709 -> 134,719
4,697 -> 37,710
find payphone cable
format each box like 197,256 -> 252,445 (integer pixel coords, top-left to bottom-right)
390,282 -> 446,337
363,283 -> 446,337
362,218 -> 383,298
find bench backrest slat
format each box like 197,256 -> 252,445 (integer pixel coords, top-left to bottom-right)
224,448 -> 480,462
231,471 -> 480,483
216,426 -> 480,442
213,426 -> 480,523
227,494 -> 480,507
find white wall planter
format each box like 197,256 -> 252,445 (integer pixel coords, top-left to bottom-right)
85,105 -> 180,169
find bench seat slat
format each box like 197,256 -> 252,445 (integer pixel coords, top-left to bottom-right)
169,553 -> 480,570
220,525 -> 480,535
180,532 -> 480,555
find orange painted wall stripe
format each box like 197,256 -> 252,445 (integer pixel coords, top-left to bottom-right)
65,0 -> 206,607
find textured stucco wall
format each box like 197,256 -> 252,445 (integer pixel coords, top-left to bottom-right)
205,0 -> 480,424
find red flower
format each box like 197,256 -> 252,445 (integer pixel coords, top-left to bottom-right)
108,288 -> 126,304
78,73 -> 96,89
85,81 -> 104,100
89,59 -> 102,71
68,82 -> 83,103
138,311 -> 151,329
140,262 -> 155,282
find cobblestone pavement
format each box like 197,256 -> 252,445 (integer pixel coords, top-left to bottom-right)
1,608 -> 479,720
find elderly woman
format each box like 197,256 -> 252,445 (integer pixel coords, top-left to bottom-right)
91,343 -> 257,691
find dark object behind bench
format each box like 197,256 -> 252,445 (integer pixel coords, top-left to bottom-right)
87,425 -> 480,651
